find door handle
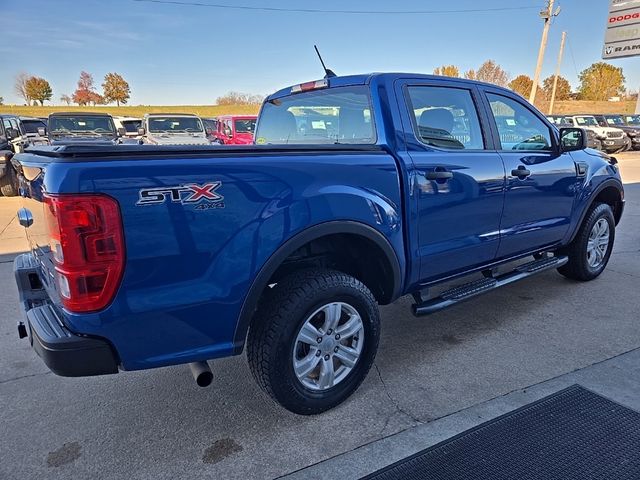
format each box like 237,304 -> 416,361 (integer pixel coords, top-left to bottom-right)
511,166 -> 531,179
425,169 -> 453,180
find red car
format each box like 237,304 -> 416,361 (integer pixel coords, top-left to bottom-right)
213,115 -> 257,144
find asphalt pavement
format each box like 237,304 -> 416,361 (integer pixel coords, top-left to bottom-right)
1,152 -> 639,480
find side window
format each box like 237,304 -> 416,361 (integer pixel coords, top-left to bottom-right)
486,93 -> 552,151
11,119 -> 22,134
406,86 -> 485,150
0,120 -> 5,141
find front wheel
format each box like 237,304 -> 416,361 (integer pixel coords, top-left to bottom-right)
247,269 -> 380,415
558,202 -> 615,281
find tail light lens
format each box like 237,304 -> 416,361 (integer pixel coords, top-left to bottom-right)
44,193 -> 125,313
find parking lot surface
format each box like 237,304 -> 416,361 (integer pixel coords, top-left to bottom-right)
1,152 -> 639,480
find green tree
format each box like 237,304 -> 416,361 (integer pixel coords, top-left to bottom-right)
578,62 -> 625,100
24,76 -> 53,105
475,60 -> 509,87
433,65 -> 460,77
0,96 -> 3,105
102,72 -> 130,106
543,75 -> 571,101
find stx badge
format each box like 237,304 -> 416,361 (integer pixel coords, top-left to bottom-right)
137,182 -> 224,208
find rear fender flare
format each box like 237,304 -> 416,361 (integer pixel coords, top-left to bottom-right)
232,220 -> 402,353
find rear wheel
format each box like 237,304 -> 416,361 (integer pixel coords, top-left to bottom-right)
558,203 -> 615,281
247,269 -> 380,415
0,167 -> 18,197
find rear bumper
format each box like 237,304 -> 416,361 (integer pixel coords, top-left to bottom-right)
14,253 -> 119,377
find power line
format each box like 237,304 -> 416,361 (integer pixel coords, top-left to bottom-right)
133,0 -> 541,15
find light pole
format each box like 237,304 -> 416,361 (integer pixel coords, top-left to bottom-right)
529,0 -> 561,104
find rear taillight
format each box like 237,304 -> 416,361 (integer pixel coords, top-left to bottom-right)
44,193 -> 125,313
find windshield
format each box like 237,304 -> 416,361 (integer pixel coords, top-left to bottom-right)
49,116 -> 116,135
255,86 -> 375,145
121,120 -> 141,133
626,114 -> 640,125
148,116 -> 203,133
605,116 -> 625,126
574,116 -> 598,126
234,118 -> 256,134
21,120 -> 46,134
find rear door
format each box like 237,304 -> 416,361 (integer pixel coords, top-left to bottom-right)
480,89 -> 577,258
397,80 -> 506,282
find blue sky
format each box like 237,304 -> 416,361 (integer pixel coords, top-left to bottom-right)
0,0 -> 634,105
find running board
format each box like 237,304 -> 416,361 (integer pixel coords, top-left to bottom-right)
412,255 -> 569,316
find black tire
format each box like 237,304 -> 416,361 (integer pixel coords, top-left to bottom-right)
557,203 -> 615,281
0,167 -> 18,197
247,269 -> 380,415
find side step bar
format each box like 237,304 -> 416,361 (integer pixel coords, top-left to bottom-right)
412,255 -> 568,316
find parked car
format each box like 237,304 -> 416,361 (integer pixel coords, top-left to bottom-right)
139,113 -> 210,145
12,73 -> 624,414
112,116 -> 142,140
624,114 -> 640,126
1,114 -> 34,196
566,115 -> 629,153
591,114 -> 640,150
546,115 -> 602,150
202,117 -> 218,143
46,112 -> 125,146
19,117 -> 49,144
213,115 -> 257,144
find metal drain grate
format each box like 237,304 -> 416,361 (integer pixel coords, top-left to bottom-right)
362,385 -> 640,480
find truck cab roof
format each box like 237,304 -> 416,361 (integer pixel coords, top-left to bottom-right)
267,72 -> 517,101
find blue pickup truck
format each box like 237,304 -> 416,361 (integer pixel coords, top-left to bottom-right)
12,73 -> 624,414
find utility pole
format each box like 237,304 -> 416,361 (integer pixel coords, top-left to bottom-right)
529,0 -> 560,104
548,31 -> 566,115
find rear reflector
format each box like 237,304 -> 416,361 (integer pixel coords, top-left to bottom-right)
291,78 -> 328,93
44,194 -> 125,313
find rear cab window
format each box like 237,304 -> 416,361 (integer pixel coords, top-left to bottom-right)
21,120 -> 47,134
255,86 -> 375,145
405,85 -> 485,150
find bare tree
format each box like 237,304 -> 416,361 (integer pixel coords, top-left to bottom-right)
475,60 -> 510,87
14,72 -> 31,104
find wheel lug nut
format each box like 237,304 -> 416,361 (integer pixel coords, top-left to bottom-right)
317,337 -> 322,343
316,350 -> 321,357
324,355 -> 330,361
335,334 -> 340,340
327,329 -> 333,335
334,346 -> 339,353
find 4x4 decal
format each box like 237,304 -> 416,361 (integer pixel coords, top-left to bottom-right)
137,182 -> 224,207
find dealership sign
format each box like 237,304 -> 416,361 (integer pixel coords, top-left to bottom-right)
604,0 -> 640,59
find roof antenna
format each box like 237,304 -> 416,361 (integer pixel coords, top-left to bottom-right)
314,45 -> 337,78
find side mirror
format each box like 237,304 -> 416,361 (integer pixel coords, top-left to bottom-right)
205,128 -> 213,135
37,127 -> 47,136
117,127 -> 126,137
6,128 -> 19,140
137,127 -> 146,136
559,127 -> 588,152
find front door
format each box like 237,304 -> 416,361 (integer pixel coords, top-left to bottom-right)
482,90 -> 577,259
398,81 -> 506,282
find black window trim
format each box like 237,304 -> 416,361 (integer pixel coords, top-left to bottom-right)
482,89 -> 558,153
402,83 -> 490,153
